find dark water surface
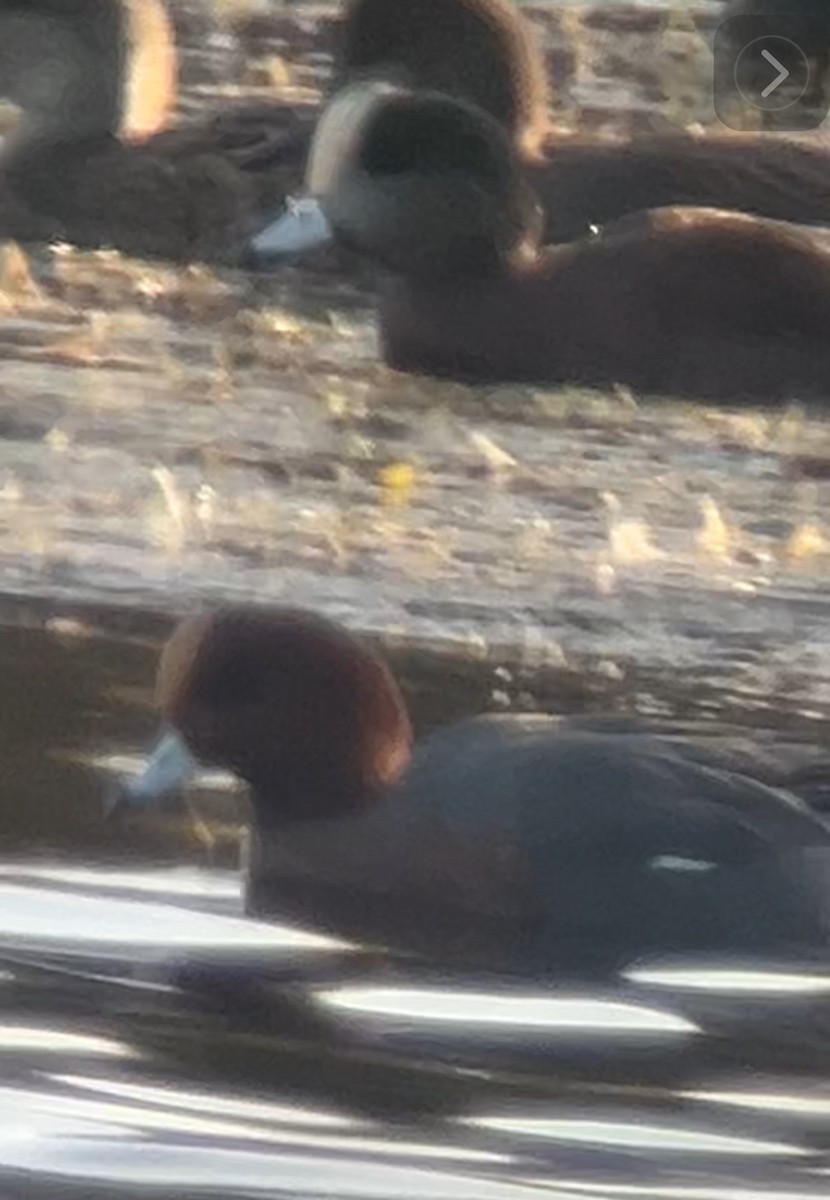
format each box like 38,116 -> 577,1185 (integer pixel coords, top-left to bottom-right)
0,617 -> 828,1199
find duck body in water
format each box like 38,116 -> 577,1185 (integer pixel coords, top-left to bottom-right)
247,82 -> 830,401
109,607 -> 830,978
378,204 -> 830,397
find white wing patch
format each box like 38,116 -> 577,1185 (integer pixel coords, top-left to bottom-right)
649,855 -> 718,873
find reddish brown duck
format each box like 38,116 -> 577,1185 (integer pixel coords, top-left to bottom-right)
248,80 -> 830,401
110,605 -> 830,976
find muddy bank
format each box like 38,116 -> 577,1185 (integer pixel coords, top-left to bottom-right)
172,1 -> 727,134
0,1 -> 829,749
1,243 -> 830,735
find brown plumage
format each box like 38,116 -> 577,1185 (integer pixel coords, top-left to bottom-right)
529,133 -> 830,245
0,0 -> 315,261
158,607 -> 412,823
382,203 -> 830,398
333,0 -> 830,244
2,0 -> 829,264
112,603 -> 830,974
252,82 -> 830,401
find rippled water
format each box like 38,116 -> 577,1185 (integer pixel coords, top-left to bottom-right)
0,619 -> 827,1199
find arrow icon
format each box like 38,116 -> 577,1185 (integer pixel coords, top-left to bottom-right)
760,48 -> 789,97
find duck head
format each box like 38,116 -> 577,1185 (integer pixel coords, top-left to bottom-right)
112,608 -> 413,827
0,0 -> 175,146
336,0 -> 549,155
247,81 -> 544,281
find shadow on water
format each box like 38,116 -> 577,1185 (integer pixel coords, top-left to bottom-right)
0,616 -> 828,1197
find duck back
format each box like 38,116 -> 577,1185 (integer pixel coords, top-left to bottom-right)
381,208 -> 830,399
246,718 -> 830,975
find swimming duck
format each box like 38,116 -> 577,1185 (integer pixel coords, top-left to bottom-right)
334,0 -> 830,245
246,81 -> 830,400
109,606 -> 830,977
0,0 -> 314,261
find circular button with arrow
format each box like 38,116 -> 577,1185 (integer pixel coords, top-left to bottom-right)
714,14 -> 830,130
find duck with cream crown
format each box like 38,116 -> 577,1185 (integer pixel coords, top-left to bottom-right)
336,0 -> 830,243
2,0 -> 829,262
246,79 -> 830,400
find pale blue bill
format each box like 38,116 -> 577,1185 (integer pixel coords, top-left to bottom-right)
104,729 -> 198,818
247,197 -> 333,264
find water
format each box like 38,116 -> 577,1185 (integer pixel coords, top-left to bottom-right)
0,618 -> 827,1197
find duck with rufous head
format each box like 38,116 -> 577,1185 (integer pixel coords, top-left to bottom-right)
109,605 -> 830,978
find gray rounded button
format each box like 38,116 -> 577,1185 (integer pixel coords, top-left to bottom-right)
734,34 -> 811,110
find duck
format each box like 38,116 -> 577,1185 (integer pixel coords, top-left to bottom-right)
0,0 -> 315,261
245,80 -> 830,400
334,0 -> 830,246
108,605 -> 830,978
4,0 -> 830,266
0,0 -> 546,264
333,0 -> 549,155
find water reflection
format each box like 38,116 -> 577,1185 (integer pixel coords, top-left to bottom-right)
53,1077 -> 357,1128
626,965 -> 830,996
460,1115 -> 806,1158
318,986 -> 698,1037
0,867 -> 821,1196
36,1076 -> 508,1164
0,1026 -> 131,1058
0,881 -> 346,958
544,1186 -> 827,1199
0,617 -> 829,1198
0,862 -> 241,902
0,1139 -> 573,1199
686,1089 -> 830,1117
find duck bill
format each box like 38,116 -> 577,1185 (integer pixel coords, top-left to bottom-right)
246,197 -> 333,266
104,729 -> 198,818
